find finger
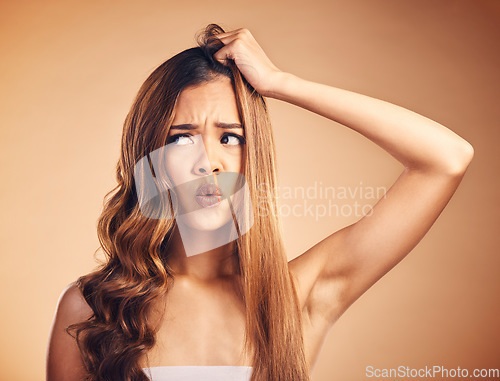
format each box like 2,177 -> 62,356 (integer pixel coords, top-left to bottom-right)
213,28 -> 251,45
214,28 -> 246,39
213,33 -> 239,46
213,30 -> 238,38
213,43 -> 235,65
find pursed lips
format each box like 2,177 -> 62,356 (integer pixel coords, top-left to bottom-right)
194,182 -> 224,208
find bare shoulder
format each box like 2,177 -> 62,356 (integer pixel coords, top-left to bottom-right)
46,281 -> 93,381
56,281 -> 93,320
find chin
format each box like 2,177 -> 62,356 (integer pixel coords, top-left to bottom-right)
176,199 -> 234,231
175,203 -> 239,257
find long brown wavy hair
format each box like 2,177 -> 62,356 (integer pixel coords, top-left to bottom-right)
67,23 -> 310,381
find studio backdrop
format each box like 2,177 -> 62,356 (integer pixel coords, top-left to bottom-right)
0,1 -> 498,380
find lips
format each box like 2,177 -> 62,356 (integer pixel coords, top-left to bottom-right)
195,183 -> 223,208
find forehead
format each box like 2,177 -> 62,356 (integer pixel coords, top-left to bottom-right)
173,77 -> 240,123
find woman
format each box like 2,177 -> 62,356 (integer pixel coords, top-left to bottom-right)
46,24 -> 474,381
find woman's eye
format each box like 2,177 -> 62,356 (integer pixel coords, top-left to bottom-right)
167,134 -> 194,145
221,134 -> 245,146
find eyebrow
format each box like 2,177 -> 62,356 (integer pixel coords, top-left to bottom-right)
170,122 -> 244,130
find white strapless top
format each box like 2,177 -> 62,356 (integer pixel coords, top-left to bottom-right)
142,366 -> 253,381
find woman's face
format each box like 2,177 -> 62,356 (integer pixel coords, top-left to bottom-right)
163,76 -> 246,232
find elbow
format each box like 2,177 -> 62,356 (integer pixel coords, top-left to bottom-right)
446,140 -> 474,176
463,140 -> 475,164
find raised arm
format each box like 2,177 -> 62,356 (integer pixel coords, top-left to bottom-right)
276,71 -> 473,317
213,28 -> 474,325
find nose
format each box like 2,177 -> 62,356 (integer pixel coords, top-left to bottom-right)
194,135 -> 222,176
196,165 -> 220,175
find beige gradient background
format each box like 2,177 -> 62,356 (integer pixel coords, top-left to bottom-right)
1,0 -> 498,380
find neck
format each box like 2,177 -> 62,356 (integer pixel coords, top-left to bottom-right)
166,225 -> 240,282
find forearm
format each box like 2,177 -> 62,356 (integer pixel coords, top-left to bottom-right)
268,72 -> 474,175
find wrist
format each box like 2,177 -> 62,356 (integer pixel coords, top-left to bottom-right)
263,71 -> 295,99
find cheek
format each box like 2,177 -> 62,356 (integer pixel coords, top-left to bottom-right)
165,163 -> 190,189
164,149 -> 192,183
228,148 -> 244,173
